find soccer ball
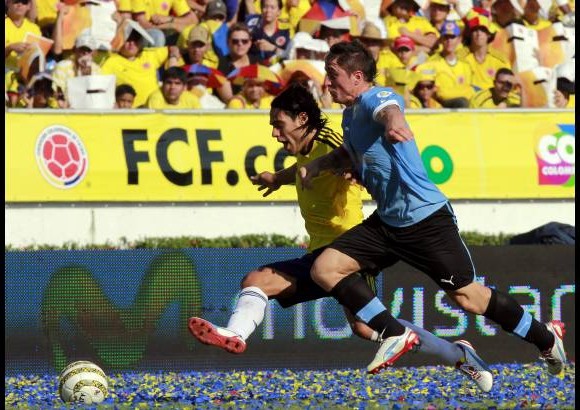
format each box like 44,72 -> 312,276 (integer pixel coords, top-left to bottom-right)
58,360 -> 108,404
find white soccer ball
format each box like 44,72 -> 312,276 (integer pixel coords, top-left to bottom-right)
58,360 -> 108,404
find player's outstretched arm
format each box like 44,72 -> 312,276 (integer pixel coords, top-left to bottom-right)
251,164 -> 297,197
376,105 -> 414,144
299,145 -> 352,190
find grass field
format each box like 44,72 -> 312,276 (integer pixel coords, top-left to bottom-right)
5,362 -> 575,409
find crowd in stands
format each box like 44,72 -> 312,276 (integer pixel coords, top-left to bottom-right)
5,0 -> 575,109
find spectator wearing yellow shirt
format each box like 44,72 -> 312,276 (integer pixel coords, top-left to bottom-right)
384,36 -> 421,106
132,0 -> 197,46
101,21 -> 182,107
469,67 -> 521,108
523,0 -> 552,30
227,78 -> 274,108
458,12 -> 510,92
354,21 -> 389,86
147,66 -> 202,108
427,0 -> 452,33
410,67 -> 443,108
423,20 -> 474,107
5,0 -> 42,72
381,0 -> 439,54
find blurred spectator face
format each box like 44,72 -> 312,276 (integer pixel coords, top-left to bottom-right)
361,39 -> 384,61
524,0 -> 541,20
494,72 -> 515,99
430,3 -> 450,24
470,26 -> 490,47
480,0 -> 493,11
491,0 -> 518,27
390,0 -> 416,20
188,41 -> 209,64
441,33 -> 460,53
319,27 -> 349,47
121,32 -> 144,59
162,76 -> 186,104
7,0 -> 30,19
414,80 -> 436,101
395,46 -> 414,65
261,0 -> 281,24
116,92 -> 135,108
228,29 -> 252,58
243,79 -> 265,104
30,79 -> 54,108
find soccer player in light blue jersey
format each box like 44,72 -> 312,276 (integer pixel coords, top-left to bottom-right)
299,40 -> 567,377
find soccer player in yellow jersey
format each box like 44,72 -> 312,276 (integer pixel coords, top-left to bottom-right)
188,83 -> 495,393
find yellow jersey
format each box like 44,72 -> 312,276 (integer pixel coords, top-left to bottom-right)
383,15 -> 439,42
295,126 -> 364,251
101,47 -> 169,108
146,88 -> 201,108
226,93 -> 274,109
459,49 -> 511,91
131,0 -> 191,20
422,55 -> 475,101
469,88 -> 521,108
5,17 -> 42,71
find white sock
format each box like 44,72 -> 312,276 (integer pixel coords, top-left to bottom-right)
226,286 -> 268,341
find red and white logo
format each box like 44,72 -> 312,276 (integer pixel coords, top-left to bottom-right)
35,125 -> 88,189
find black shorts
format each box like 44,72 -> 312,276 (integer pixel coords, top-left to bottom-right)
264,247 -> 398,308
328,203 -> 476,291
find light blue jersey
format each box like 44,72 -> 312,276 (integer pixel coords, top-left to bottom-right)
341,86 -> 448,227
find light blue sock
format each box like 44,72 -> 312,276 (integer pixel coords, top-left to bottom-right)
398,319 -> 463,365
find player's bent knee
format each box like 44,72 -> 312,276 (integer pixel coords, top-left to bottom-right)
241,268 -> 294,297
241,269 -> 271,289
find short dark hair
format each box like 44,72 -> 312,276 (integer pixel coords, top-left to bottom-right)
115,84 -> 136,98
271,83 -> 328,136
228,22 -> 252,40
162,67 -> 187,84
324,40 -> 377,83
495,67 -> 514,78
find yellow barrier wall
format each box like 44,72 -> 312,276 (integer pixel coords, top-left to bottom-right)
6,110 -> 575,202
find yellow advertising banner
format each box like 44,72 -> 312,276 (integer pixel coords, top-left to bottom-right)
5,110 -> 575,202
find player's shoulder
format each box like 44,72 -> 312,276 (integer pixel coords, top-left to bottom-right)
315,126 -> 343,149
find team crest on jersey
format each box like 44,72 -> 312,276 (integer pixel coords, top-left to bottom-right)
276,37 -> 287,47
377,91 -> 392,98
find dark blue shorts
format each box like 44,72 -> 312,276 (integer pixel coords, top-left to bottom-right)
328,203 -> 476,290
264,247 -> 397,308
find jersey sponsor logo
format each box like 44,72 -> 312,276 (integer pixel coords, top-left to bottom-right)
35,125 -> 88,189
377,91 -> 392,98
535,125 -> 575,186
